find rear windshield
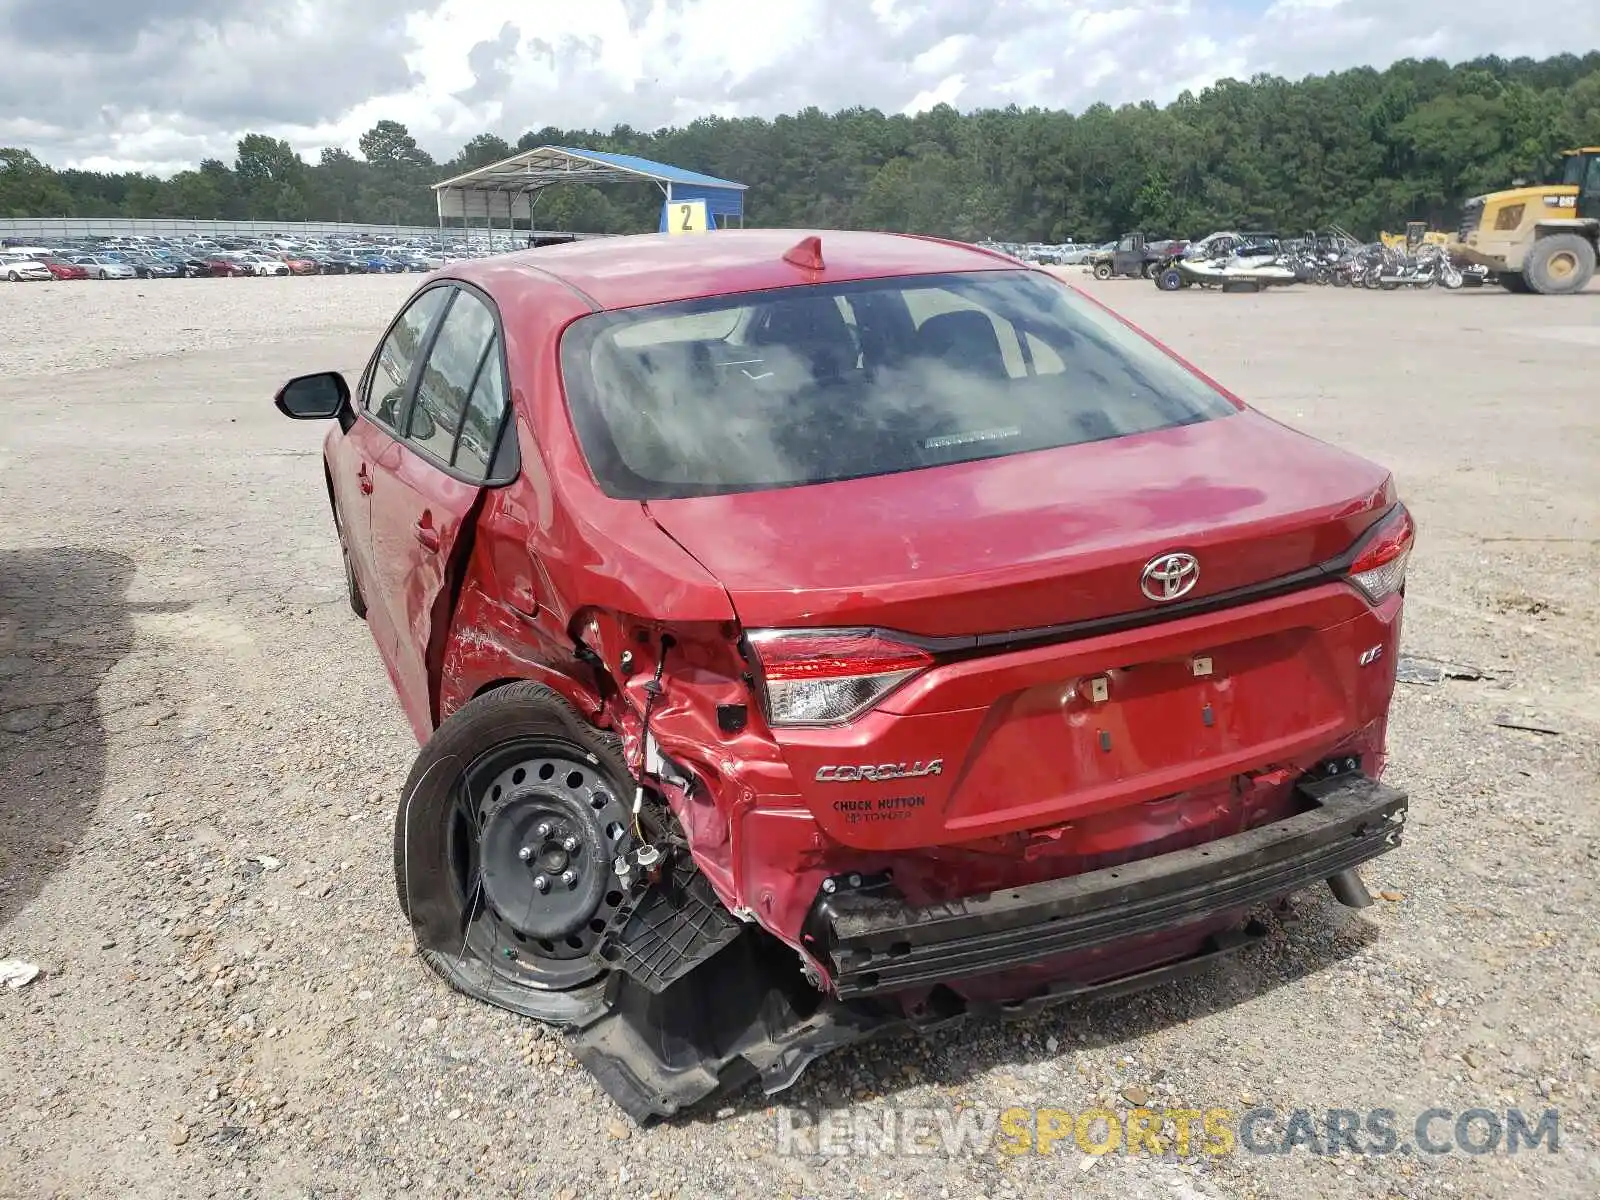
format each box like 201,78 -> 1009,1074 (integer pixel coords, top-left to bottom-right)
559,269 -> 1238,499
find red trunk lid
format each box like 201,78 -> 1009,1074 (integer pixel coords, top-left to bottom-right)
645,410 -> 1393,637
648,410 -> 1402,853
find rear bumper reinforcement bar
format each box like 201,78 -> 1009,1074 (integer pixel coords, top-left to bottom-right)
809,769 -> 1407,999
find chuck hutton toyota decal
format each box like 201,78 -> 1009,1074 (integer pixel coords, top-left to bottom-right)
832,795 -> 927,824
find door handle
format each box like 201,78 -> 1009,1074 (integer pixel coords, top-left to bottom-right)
414,513 -> 441,552
356,463 -> 373,495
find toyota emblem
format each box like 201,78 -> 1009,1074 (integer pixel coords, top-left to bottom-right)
1140,551 -> 1200,601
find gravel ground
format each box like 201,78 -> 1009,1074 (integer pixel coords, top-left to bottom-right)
0,271 -> 1596,1200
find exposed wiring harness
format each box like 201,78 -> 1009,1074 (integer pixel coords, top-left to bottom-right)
630,634 -> 673,840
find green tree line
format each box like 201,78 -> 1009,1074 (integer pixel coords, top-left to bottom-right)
4,51 -> 1600,240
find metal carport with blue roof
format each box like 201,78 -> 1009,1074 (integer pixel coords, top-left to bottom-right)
432,145 -> 747,240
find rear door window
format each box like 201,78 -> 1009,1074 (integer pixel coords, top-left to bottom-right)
560,270 -> 1239,500
405,288 -> 497,467
453,339 -> 508,478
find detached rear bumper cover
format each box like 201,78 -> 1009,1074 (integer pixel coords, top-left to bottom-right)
811,770 -> 1407,998
573,769 -> 1405,1123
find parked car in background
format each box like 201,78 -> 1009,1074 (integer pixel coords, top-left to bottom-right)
1057,241 -> 1115,265
37,256 -> 89,280
204,254 -> 253,278
281,254 -> 321,276
174,255 -> 215,278
69,255 -> 137,280
1,254 -> 55,281
235,252 -> 290,276
394,250 -> 442,272
351,250 -> 405,273
327,253 -> 370,273
274,228 -> 1415,1124
126,255 -> 181,279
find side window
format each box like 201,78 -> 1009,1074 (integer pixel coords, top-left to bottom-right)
364,287 -> 449,428
406,289 -> 497,465
454,339 -> 507,478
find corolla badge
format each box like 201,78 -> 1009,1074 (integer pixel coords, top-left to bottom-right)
815,760 -> 943,783
1140,551 -> 1200,602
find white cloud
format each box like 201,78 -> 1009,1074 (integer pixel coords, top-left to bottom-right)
904,74 -> 968,114
912,34 -> 974,76
2,0 -> 1598,174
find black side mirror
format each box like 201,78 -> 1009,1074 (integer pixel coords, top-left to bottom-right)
275,371 -> 349,419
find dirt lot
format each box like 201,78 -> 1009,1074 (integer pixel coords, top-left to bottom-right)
1,270 -> 1596,1200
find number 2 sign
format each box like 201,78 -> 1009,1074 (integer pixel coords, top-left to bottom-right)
664,199 -> 709,234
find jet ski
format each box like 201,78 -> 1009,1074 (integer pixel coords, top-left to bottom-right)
1156,247 -> 1299,291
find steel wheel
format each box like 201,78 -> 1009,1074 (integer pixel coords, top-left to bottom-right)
395,683 -> 638,1024
442,740 -> 635,993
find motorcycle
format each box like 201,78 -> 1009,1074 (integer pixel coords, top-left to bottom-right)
1375,244 -> 1463,290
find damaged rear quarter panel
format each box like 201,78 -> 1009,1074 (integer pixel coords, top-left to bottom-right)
432,278 -> 817,929
435,271 -> 734,723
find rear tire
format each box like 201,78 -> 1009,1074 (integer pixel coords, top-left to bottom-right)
394,682 -> 635,1026
1523,234 -> 1597,295
1156,267 -> 1184,291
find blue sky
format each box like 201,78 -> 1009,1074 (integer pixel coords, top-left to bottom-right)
1,0 -> 1595,174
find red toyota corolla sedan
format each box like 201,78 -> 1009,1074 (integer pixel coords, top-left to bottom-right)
277,229 -> 1412,1121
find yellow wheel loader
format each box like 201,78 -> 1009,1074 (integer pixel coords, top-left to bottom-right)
1450,147 -> 1600,295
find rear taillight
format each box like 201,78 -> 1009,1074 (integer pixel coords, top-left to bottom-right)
747,629 -> 933,726
1346,505 -> 1415,603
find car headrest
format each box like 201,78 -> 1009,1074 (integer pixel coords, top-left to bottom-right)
749,296 -> 857,383
752,295 -> 853,349
915,310 -> 1009,380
